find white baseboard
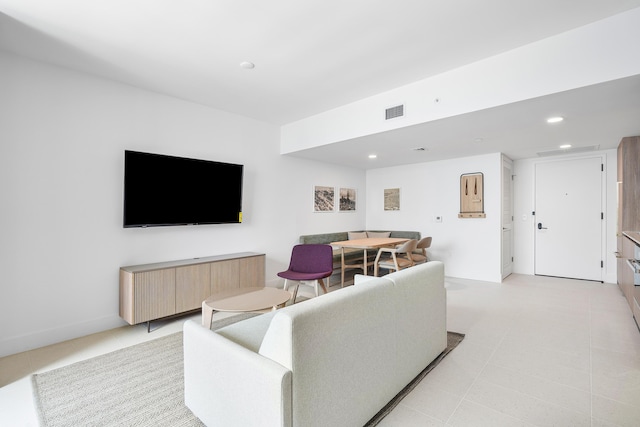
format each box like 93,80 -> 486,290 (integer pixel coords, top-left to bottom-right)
0,314 -> 126,358
265,277 -> 283,288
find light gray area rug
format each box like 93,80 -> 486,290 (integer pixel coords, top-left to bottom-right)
31,314 -> 257,427
32,315 -> 463,427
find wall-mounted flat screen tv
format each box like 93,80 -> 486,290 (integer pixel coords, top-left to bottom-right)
123,150 -> 243,227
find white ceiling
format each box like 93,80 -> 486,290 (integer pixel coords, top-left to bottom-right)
2,0 -> 640,168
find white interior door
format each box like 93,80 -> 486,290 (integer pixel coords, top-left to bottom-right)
502,156 -> 513,279
534,157 -> 603,281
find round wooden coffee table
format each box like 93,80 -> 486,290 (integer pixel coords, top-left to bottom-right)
201,286 -> 292,328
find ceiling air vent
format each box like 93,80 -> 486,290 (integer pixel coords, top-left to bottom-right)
385,104 -> 404,120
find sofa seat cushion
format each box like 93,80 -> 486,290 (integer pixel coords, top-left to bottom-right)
215,311 -> 277,352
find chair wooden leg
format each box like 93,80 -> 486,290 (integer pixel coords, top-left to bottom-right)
291,282 -> 299,304
318,278 -> 328,295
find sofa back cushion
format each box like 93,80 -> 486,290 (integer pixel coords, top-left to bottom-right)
388,230 -> 421,240
299,230 -> 420,244
383,262 -> 447,385
348,231 -> 368,240
258,280 -> 401,427
299,232 -> 348,244
366,231 -> 391,238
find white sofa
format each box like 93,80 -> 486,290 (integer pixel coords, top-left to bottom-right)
183,261 -> 447,427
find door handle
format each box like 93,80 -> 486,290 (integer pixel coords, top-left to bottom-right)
537,223 -> 548,230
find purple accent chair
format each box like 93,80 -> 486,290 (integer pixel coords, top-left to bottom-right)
277,244 -> 334,303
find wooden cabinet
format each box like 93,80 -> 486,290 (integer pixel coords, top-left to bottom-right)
176,264 -> 211,313
619,235 -> 635,309
121,268 -> 176,323
618,136 -> 640,233
617,136 -> 640,326
211,259 -> 240,293
120,252 -> 265,325
240,255 -> 265,287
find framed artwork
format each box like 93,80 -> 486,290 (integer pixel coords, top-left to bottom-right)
314,186 -> 335,212
339,187 -> 357,211
384,188 -> 400,210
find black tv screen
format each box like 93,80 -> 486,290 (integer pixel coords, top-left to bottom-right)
123,150 -> 243,227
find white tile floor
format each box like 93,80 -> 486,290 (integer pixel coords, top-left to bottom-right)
1,274 -> 640,426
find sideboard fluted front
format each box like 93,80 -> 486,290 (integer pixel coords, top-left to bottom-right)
120,252 -> 265,326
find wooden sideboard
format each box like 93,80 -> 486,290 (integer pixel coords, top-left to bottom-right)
120,252 -> 265,327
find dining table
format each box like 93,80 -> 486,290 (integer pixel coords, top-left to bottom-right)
330,237 -> 409,286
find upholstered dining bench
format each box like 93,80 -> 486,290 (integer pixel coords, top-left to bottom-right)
298,230 -> 421,286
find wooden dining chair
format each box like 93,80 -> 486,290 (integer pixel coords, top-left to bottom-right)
411,236 -> 432,264
374,239 -> 418,276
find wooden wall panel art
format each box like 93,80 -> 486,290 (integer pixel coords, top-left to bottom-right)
459,172 -> 486,218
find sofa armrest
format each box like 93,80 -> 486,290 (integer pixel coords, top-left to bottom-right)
183,320 -> 292,427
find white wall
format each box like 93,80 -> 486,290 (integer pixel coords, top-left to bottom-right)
0,50 -> 622,357
0,52 -> 366,357
513,150 -> 618,283
366,149 -> 619,285
366,153 -> 503,283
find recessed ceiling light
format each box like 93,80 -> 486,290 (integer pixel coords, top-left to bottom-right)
240,61 -> 255,69
368,154 -> 377,159
559,144 -> 572,149
547,116 -> 564,123
474,138 -> 484,143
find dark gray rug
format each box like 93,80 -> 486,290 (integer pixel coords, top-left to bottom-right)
32,315 -> 463,426
364,331 -> 465,426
